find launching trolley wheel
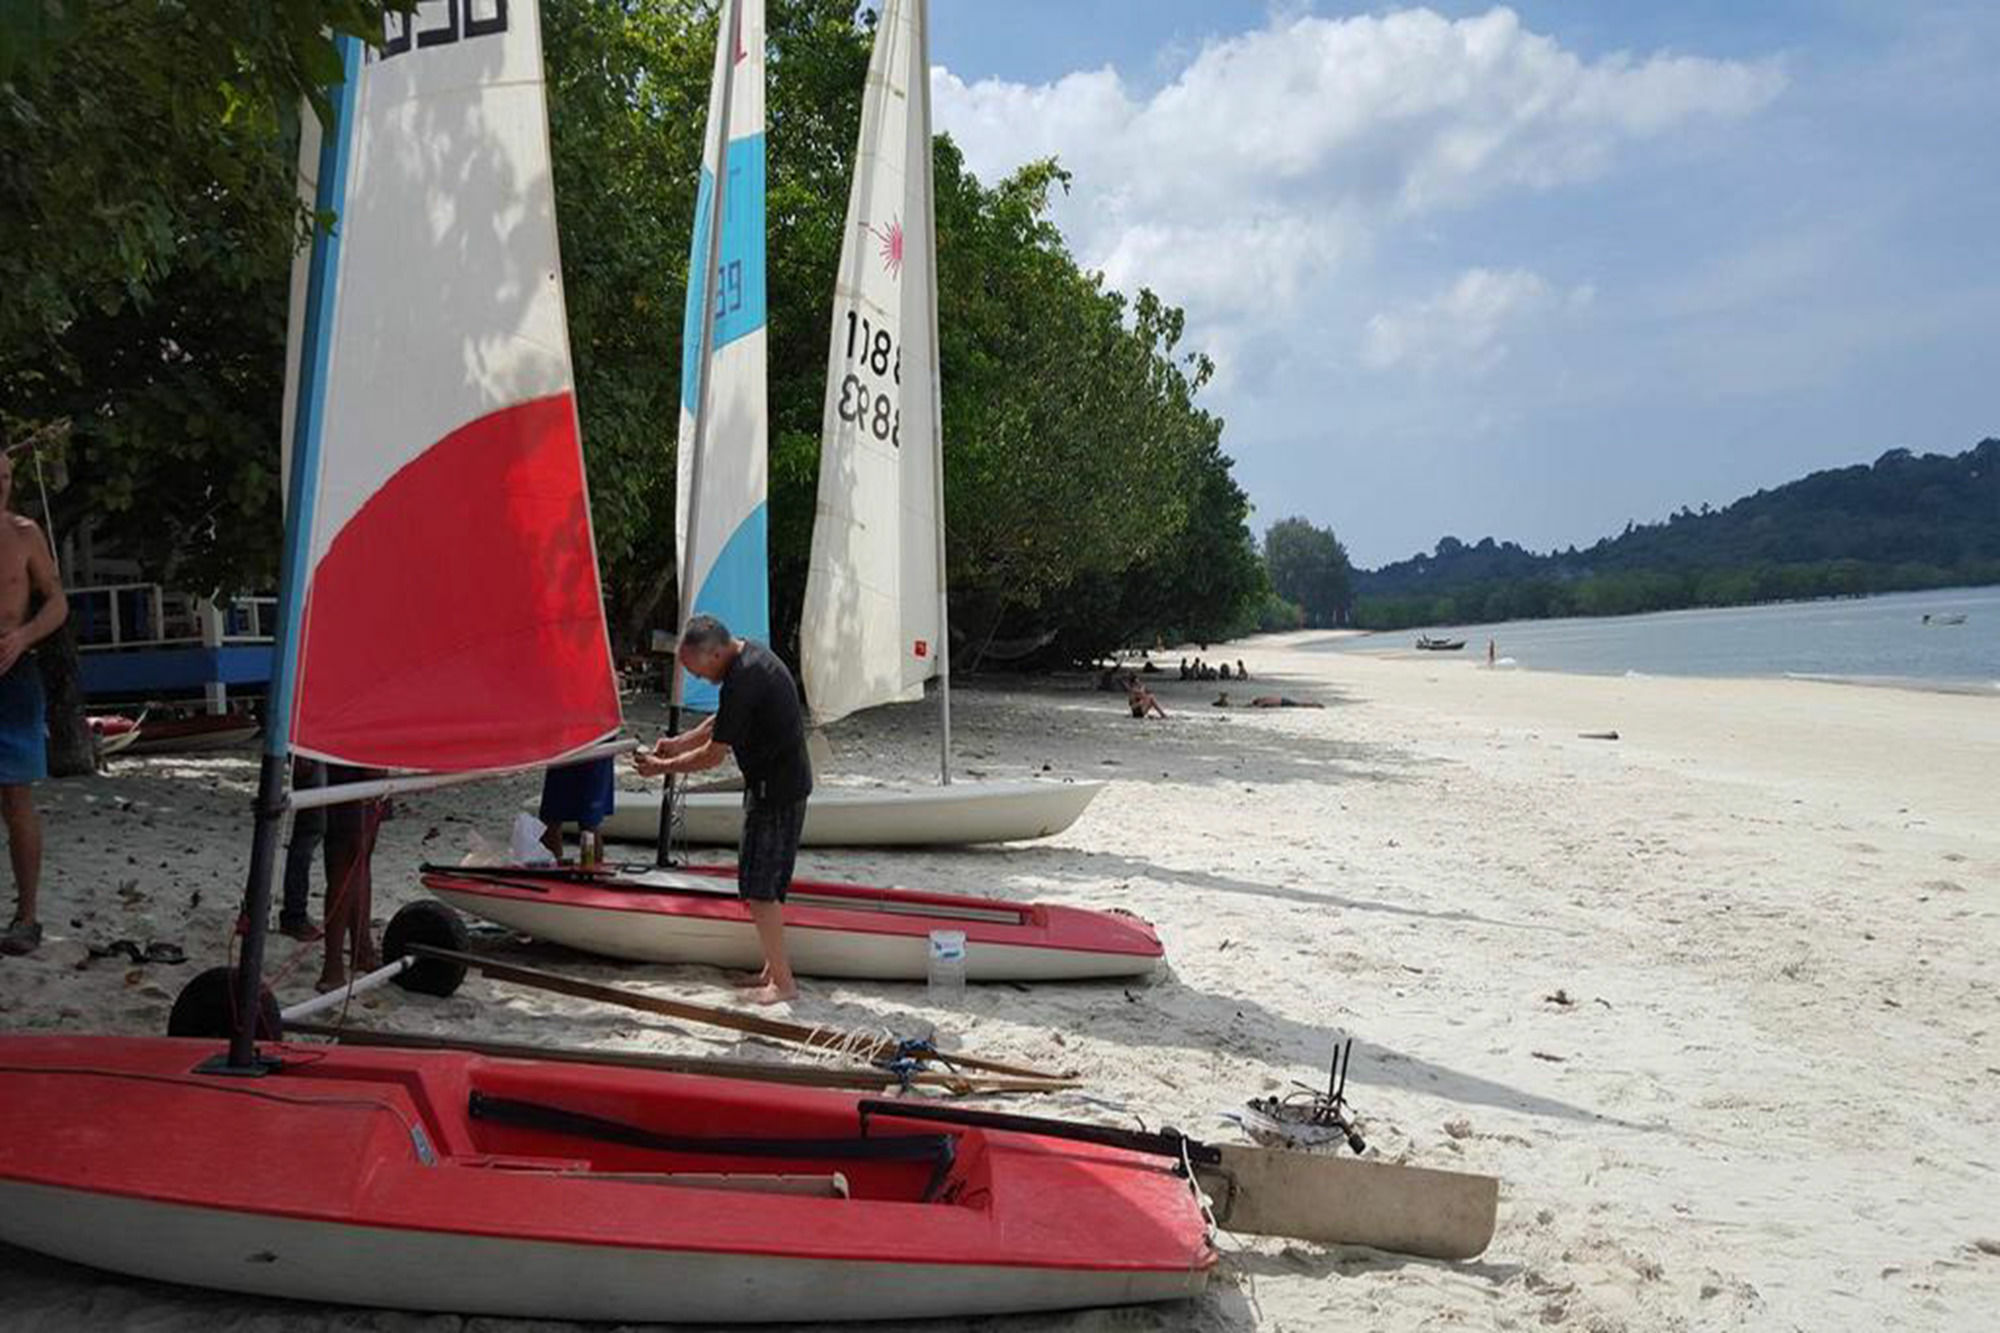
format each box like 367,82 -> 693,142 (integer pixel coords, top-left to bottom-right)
167,965 -> 283,1040
384,899 -> 470,997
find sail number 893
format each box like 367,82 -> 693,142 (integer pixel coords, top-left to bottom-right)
836,374 -> 899,446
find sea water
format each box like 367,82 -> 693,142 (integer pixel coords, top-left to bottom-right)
1316,586 -> 2000,693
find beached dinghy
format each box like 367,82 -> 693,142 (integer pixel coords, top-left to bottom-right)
422,861 -> 1163,981
0,1036 -> 1213,1322
601,776 -> 1104,846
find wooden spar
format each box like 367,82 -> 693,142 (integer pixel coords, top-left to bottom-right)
282,1022 -> 1066,1095
404,943 -> 1073,1082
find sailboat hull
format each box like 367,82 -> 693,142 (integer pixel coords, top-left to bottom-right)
0,1037 -> 1210,1322
598,778 -> 1105,847
423,864 -> 1163,981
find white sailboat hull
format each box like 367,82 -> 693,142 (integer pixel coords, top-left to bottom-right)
0,1172 -> 1200,1324
600,778 -> 1104,846
425,882 -> 1155,982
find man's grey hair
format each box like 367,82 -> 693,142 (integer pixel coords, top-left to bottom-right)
680,614 -> 732,651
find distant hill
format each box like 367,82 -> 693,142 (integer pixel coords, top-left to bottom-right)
1353,438 -> 2000,628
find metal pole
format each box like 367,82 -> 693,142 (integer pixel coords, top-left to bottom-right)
916,0 -> 951,785
226,34 -> 362,1072
658,0 -> 742,862
289,737 -> 639,810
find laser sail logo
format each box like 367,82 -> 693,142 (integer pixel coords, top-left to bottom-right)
862,217 -> 904,279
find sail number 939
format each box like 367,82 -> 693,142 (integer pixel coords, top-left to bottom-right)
838,309 -> 901,446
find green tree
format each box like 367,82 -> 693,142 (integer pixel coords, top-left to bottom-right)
1264,517 -> 1352,627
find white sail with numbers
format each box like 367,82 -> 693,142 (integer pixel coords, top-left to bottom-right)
798,0 -> 944,731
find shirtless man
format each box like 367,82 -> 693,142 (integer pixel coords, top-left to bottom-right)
0,452 -> 69,956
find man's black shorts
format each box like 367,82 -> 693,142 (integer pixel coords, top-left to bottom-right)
738,797 -> 807,903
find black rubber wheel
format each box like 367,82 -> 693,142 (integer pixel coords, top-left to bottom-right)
167,965 -> 283,1040
384,900 -> 470,997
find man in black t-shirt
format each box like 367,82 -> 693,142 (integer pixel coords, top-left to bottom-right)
634,614 -> 813,1004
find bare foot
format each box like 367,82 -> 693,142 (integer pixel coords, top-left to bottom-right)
315,970 -> 349,994
743,981 -> 798,1006
353,946 -> 382,973
730,969 -> 773,989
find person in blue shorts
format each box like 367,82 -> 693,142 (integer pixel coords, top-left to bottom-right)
0,451 -> 69,956
538,755 -> 615,865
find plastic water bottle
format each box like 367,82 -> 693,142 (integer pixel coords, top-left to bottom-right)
927,929 -> 967,1004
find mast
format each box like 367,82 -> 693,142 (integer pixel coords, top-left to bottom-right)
227,34 -> 362,1072
658,0 -> 743,861
916,0 -> 951,785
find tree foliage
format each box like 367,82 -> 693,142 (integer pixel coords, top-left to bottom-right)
1263,517 -> 1353,627
1353,439 -> 2000,629
3,0 -> 1263,673
0,1 -> 414,591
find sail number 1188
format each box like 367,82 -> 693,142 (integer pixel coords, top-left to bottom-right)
837,309 -> 901,447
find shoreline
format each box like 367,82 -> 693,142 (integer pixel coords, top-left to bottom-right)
1320,643 -> 1999,698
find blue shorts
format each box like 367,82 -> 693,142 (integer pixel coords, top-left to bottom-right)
0,659 -> 47,785
539,756 -> 616,830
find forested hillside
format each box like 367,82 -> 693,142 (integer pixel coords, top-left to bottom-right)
1354,440 -> 1999,628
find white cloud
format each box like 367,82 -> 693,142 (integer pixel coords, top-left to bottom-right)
1360,266 -> 1590,374
932,5 -> 1785,363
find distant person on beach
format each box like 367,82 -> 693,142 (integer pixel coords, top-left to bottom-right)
538,754 -> 615,866
277,756 -> 325,940
0,451 -> 67,957
1251,695 -> 1323,709
1219,662 -> 1232,681
1236,659 -> 1248,680
1126,678 -> 1166,718
1212,692 -> 1230,707
633,615 -> 812,1005
1487,638 -> 1496,667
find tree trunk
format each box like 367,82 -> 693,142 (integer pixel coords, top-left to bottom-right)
37,624 -> 94,778
620,558 -> 680,659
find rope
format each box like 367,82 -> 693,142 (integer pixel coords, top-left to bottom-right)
30,448 -> 58,577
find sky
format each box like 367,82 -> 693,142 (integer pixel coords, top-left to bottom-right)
926,2 -> 2000,567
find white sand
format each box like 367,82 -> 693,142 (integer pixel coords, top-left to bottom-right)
2,631 -> 1997,1331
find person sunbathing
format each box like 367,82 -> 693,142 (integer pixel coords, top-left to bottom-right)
1251,695 -> 1323,709
1126,679 -> 1167,718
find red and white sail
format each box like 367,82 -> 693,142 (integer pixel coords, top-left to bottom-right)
278,1 -> 619,773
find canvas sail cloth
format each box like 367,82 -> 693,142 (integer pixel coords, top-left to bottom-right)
799,0 -> 943,727
675,0 -> 769,712
278,1 -> 620,773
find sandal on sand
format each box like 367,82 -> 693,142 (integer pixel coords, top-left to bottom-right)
88,938 -> 148,965
1,919 -> 43,956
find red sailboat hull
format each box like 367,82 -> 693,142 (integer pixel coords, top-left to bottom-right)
0,1036 -> 1211,1322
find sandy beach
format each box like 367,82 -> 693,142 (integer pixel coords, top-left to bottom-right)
2,631 -> 1996,1331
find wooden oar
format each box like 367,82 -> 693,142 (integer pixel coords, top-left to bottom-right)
404,943 -> 1073,1083
857,1099 -> 1499,1260
284,1021 -> 1066,1095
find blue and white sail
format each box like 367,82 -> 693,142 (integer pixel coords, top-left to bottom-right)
675,0 -> 768,711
